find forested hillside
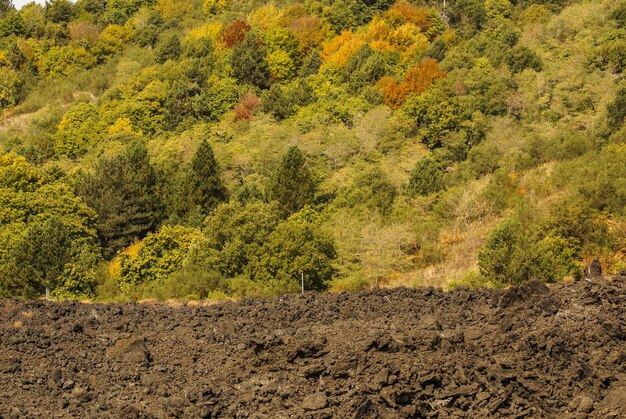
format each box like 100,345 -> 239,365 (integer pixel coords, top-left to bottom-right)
0,0 -> 624,300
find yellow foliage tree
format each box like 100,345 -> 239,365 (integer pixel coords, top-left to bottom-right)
95,24 -> 133,58
155,0 -> 193,20
321,30 -> 364,67
267,49 -> 296,80
247,3 -> 285,29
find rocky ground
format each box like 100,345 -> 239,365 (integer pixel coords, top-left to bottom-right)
1,278 -> 626,418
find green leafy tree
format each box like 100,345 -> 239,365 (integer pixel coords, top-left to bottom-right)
0,154 -> 101,298
77,140 -> 162,258
447,0 -> 487,32
192,76 -> 239,122
506,46 -> 543,74
231,32 -> 271,89
265,27 -> 301,81
322,0 -> 371,32
607,87 -> 626,133
0,9 -> 24,36
197,201 -> 282,277
246,208 -> 336,291
0,67 -> 24,110
53,102 -> 101,158
117,225 -> 203,291
184,35 -> 213,60
0,0 -> 14,17
268,145 -> 316,216
478,218 -> 529,286
342,167 -> 397,215
407,157 -> 445,196
37,45 -> 96,78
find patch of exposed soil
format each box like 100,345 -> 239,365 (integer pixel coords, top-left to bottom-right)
1,278 -> 626,418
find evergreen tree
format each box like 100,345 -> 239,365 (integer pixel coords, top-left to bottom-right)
344,44 -> 386,90
155,33 -> 181,64
299,50 -> 321,77
77,140 -> 162,258
231,32 -> 271,89
6,217 -> 73,297
261,84 -> 294,120
189,139 -> 227,214
0,0 -> 14,18
168,139 -> 227,225
45,0 -> 74,23
607,87 -> 626,133
478,219 -> 527,285
268,145 -> 316,216
407,157 -> 445,196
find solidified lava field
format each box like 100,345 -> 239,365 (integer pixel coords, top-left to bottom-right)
1,279 -> 626,418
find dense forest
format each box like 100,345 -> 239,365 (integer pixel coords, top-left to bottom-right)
0,0 -> 624,301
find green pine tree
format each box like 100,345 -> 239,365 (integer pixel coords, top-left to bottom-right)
189,139 -> 227,213
78,140 -> 162,258
299,50 -> 321,77
156,33 -> 182,64
268,145 -> 316,216
168,139 -> 227,225
231,32 -> 271,89
0,0 -> 14,17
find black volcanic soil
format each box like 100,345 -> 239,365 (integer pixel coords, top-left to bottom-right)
1,278 -> 626,418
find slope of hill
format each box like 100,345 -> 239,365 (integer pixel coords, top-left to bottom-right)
0,0 -> 624,300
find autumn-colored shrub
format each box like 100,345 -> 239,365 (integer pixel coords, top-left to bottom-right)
234,93 -> 261,121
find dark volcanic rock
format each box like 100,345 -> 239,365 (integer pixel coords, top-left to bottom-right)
1,278 -> 626,417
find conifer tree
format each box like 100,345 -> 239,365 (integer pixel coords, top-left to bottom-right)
268,145 -> 316,216
189,139 -> 227,213
0,1 -> 14,18
231,32 -> 271,89
45,0 -> 74,23
299,50 -> 321,77
156,33 -> 181,63
168,139 -> 227,225
407,157 -> 444,196
78,140 -> 162,258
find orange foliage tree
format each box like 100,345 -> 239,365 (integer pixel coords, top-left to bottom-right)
376,58 -> 444,109
220,19 -> 251,48
383,1 -> 431,31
